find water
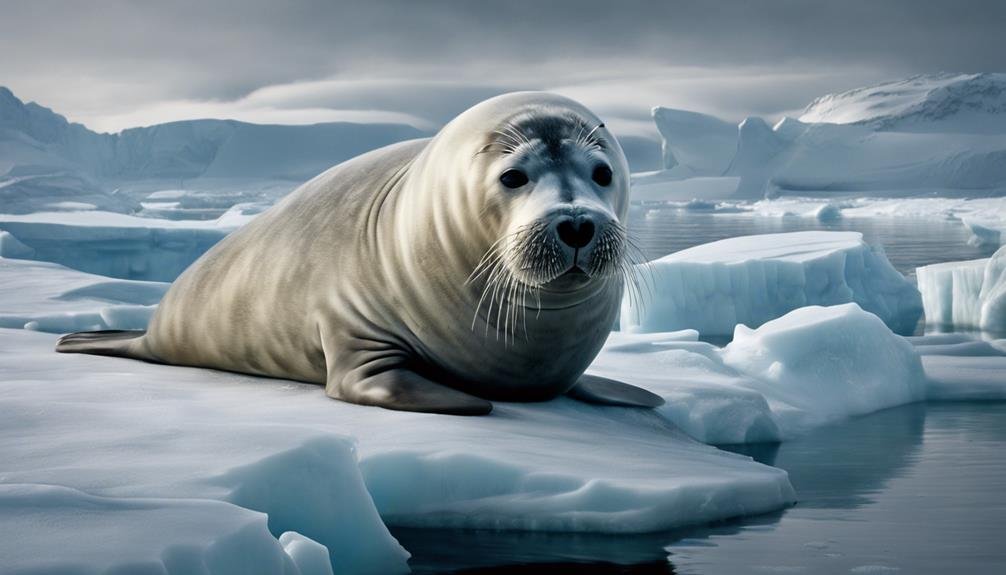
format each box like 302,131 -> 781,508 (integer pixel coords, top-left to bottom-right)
395,212 -> 1006,574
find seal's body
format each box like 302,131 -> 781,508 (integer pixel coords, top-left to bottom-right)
57,92 -> 662,415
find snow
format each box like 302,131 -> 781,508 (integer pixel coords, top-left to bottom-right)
916,245 -> 1006,333
621,231 -> 922,336
0,256 -> 166,332
799,73 -> 1006,132
596,304 -> 925,443
721,305 -> 925,430
599,305 -> 1006,444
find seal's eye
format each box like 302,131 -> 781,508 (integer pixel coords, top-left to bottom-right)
592,165 -> 613,187
499,169 -> 529,189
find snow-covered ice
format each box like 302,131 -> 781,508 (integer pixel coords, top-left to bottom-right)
916,245 -> 1006,333
621,231 -> 922,336
0,254 -> 166,332
597,304 -> 926,443
0,326 -> 795,573
599,305 -> 1006,444
799,73 -> 1006,132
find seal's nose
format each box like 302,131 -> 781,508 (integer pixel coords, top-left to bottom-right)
556,218 -> 595,249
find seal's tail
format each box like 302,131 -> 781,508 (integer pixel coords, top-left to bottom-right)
55,330 -> 151,360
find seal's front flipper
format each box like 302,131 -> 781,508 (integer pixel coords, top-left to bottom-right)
568,374 -> 664,408
332,369 -> 493,416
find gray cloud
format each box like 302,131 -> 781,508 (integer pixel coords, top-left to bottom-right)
2,0 -> 1003,134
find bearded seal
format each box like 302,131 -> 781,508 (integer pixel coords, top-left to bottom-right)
56,92 -> 662,415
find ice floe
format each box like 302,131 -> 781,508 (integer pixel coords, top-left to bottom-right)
621,231 -> 922,336
0,327 -> 795,573
916,245 -> 1006,333
598,304 -> 926,443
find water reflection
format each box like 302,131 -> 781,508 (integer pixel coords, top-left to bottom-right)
723,402 -> 927,509
394,527 -> 676,574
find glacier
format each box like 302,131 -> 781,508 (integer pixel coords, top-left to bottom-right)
916,244 -> 1006,334
621,231 -> 923,336
0,85 -> 428,217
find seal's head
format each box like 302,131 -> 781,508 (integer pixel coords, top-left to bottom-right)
478,108 -> 629,283
453,94 -> 632,335
398,91 -> 633,355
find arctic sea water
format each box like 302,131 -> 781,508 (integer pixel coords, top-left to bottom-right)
399,210 -> 1006,575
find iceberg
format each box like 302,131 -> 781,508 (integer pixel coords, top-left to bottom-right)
910,333 -> 1006,400
595,304 -> 926,443
621,231 -> 923,336
641,73 -> 1006,200
651,107 -> 737,176
916,244 -> 1006,333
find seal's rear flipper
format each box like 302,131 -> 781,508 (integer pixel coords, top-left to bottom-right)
568,374 -> 665,408
56,330 -> 149,359
330,368 -> 493,416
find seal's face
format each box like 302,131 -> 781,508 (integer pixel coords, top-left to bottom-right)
467,108 -> 632,338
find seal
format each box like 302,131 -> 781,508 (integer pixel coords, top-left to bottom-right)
57,92 -> 663,415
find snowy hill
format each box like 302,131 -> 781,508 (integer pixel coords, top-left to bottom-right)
800,73 -> 1006,133
0,87 -> 428,214
637,73 -> 1006,201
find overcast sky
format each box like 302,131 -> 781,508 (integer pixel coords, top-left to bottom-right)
2,0 -> 1003,136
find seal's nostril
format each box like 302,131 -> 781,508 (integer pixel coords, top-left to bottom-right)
557,218 -> 595,248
